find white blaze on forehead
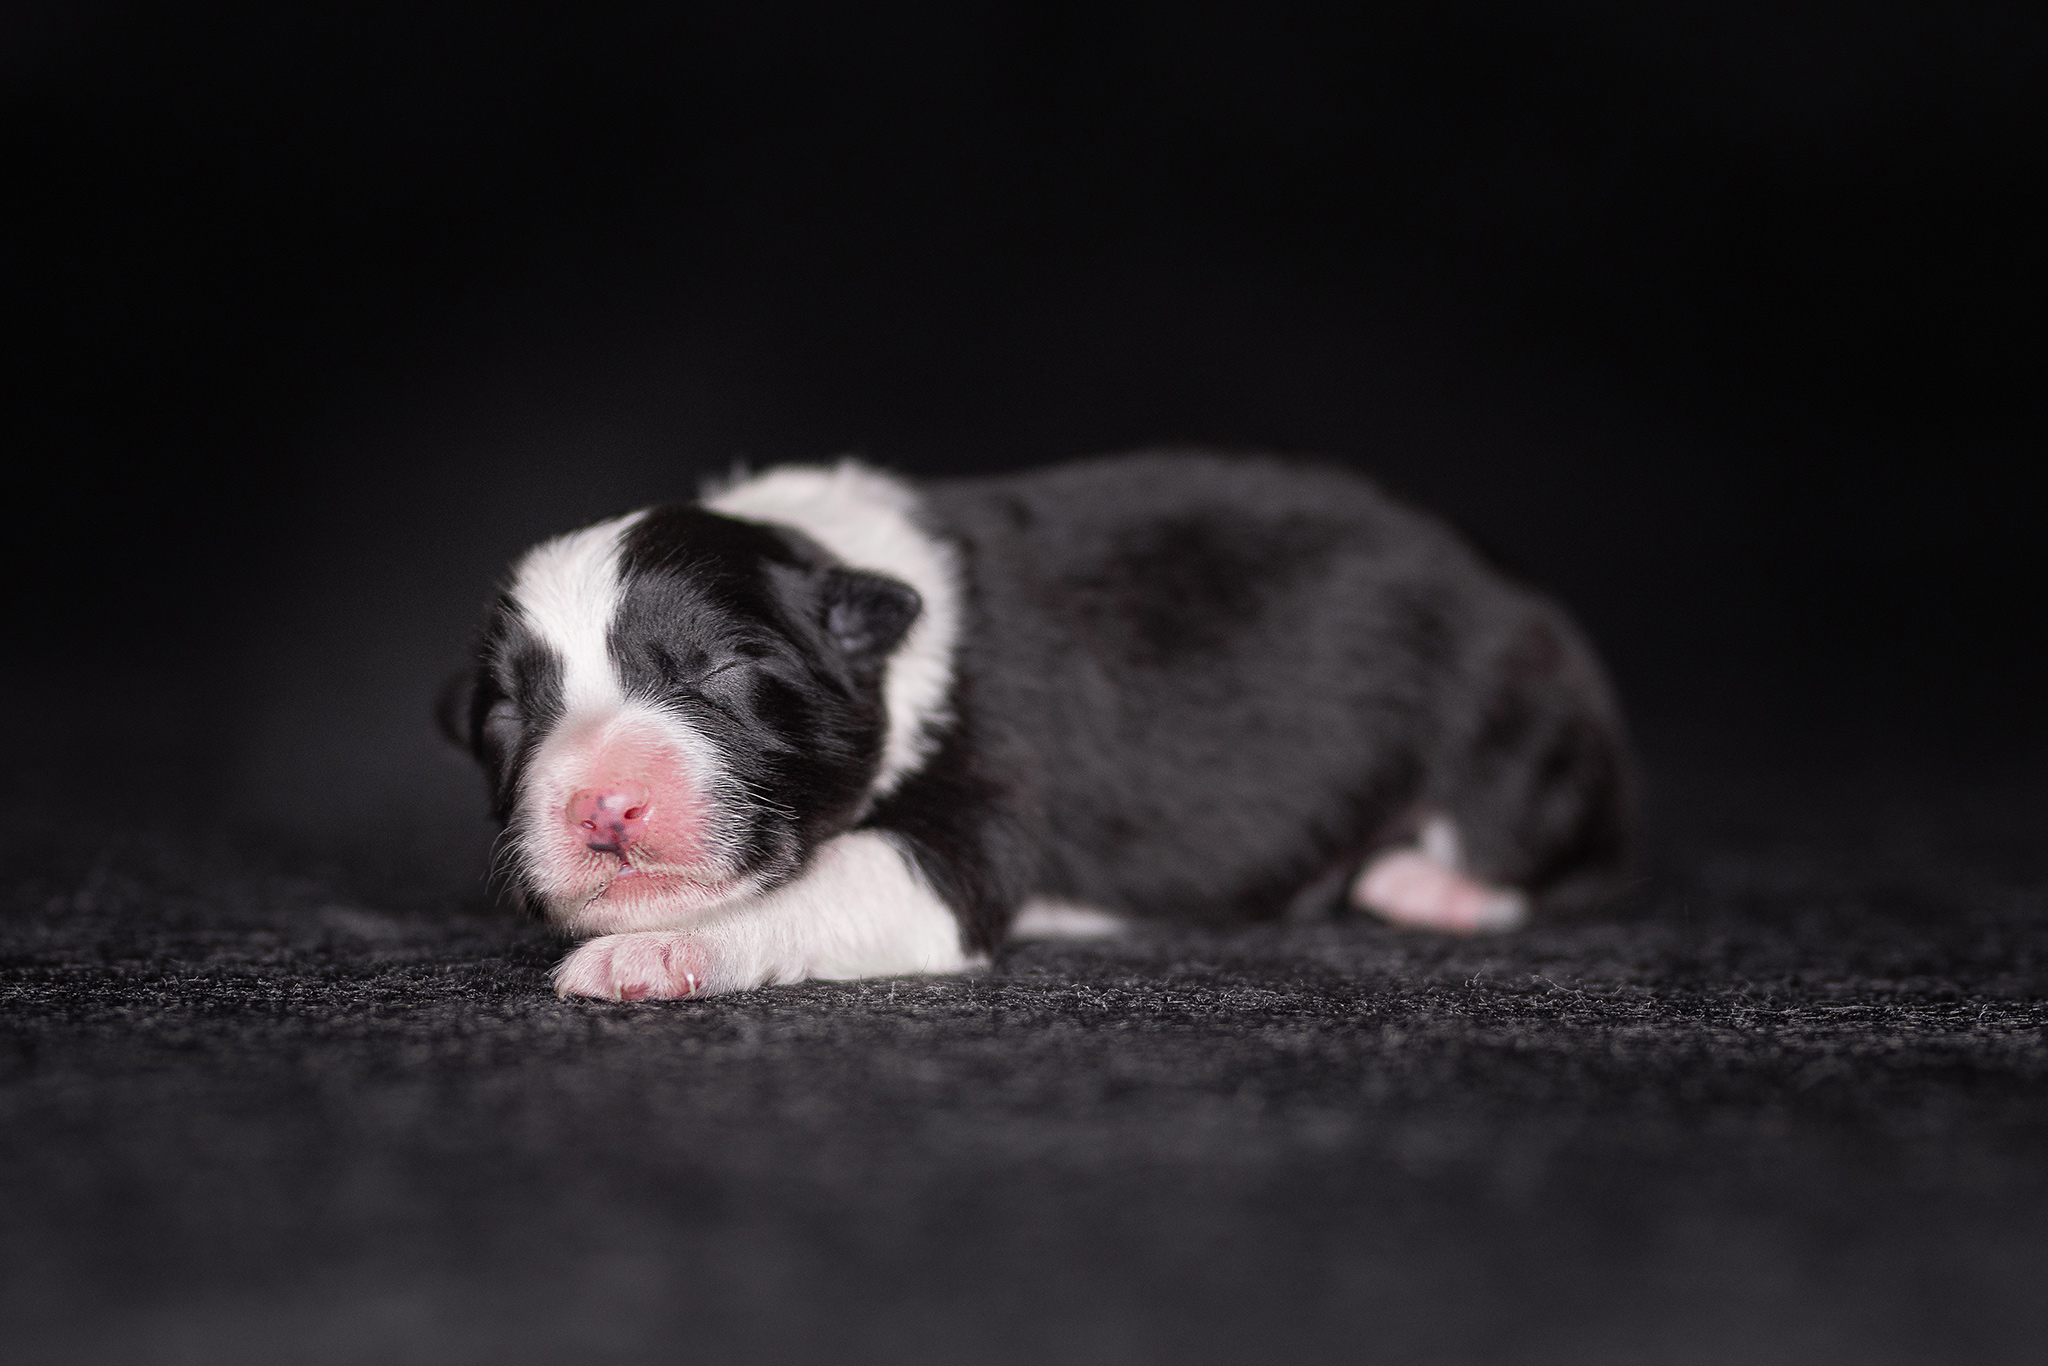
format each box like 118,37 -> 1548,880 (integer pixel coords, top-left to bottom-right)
706,460 -> 960,798
507,509 -> 648,713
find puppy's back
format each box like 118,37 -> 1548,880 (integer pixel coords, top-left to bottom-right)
922,451 -> 1631,923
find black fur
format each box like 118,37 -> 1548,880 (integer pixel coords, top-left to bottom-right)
461,599 -> 566,824
450,451 -> 1634,946
878,453 -> 1633,938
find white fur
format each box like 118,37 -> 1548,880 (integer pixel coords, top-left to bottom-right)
506,510 -> 647,714
513,698 -> 756,935
552,831 -> 983,998
1010,898 -> 1129,941
1419,814 -> 1461,869
706,461 -> 960,798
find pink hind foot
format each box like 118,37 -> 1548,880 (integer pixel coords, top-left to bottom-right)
1353,849 -> 1529,935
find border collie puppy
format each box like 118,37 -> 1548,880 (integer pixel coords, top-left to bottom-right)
441,452 -> 1634,1001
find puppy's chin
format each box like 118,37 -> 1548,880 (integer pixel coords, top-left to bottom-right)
545,867 -> 762,937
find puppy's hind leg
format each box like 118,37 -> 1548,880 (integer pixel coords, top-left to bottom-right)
1361,605 -> 1634,934
1351,816 -> 1529,935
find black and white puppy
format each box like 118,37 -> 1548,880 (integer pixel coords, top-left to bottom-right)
442,452 -> 1635,1000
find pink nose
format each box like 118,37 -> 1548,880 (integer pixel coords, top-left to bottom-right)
567,784 -> 651,855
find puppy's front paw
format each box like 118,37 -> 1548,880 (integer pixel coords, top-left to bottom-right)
553,932 -> 714,1001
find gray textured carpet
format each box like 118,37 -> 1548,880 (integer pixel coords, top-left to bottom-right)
5,751 -> 2047,1365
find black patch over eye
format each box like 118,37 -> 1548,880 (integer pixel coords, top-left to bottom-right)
663,660 -> 750,722
480,697 -> 523,762
691,660 -> 748,689
821,569 -> 922,662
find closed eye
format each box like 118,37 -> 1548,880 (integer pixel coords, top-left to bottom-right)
665,660 -> 749,721
694,661 -> 747,687
482,696 -> 523,737
478,696 -> 525,770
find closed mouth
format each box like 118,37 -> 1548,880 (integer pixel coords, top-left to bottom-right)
570,861 -> 745,914
592,865 -> 716,899
547,846 -> 754,934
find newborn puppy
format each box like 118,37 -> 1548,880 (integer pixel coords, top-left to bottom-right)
441,452 -> 1634,1000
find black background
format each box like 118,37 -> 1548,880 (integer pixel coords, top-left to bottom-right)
7,6 -> 2048,1361
10,1 -> 2044,847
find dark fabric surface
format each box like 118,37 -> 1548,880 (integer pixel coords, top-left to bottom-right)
5,746 -> 2046,1365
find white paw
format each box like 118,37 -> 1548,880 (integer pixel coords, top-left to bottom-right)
1009,897 -> 1128,941
1353,849 -> 1529,935
552,932 -> 716,1001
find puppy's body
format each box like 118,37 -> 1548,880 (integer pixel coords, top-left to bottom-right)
447,452 -> 1634,1000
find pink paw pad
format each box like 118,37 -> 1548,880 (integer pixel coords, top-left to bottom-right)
553,932 -> 713,1001
1353,849 -> 1528,935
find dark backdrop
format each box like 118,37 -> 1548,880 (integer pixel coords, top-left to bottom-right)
8,8 -> 2048,1363
7,1 -> 2043,894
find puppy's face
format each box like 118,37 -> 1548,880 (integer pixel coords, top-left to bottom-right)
445,505 -> 921,935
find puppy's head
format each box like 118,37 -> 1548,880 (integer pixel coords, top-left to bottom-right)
443,505 -> 921,935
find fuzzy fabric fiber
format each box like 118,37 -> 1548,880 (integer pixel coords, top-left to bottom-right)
4,757 -> 2046,1365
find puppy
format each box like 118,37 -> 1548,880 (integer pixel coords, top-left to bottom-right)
441,452 -> 1634,1000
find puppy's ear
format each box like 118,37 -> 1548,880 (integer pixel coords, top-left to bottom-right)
820,569 -> 922,663
436,666 -> 477,750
